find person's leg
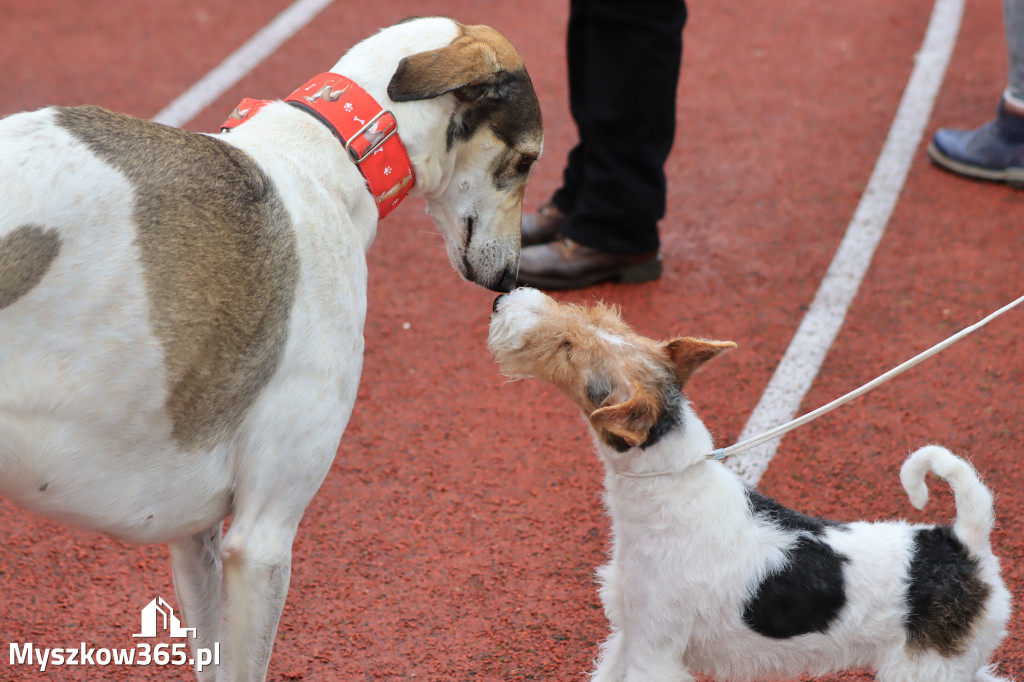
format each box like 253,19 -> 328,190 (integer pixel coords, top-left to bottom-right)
550,0 -> 590,215
520,1 -> 590,248
518,0 -> 687,287
927,0 -> 1024,185
1004,0 -> 1024,105
559,0 -> 687,255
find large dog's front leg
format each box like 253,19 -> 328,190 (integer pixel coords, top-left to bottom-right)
216,518 -> 296,682
169,522 -> 224,681
208,372 -> 351,680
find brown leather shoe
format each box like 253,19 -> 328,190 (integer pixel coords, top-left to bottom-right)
521,202 -> 566,246
516,238 -> 662,290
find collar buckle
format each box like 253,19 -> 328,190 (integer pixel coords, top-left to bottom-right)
345,109 -> 398,164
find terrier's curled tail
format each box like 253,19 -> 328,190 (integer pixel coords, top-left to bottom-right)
900,445 -> 995,556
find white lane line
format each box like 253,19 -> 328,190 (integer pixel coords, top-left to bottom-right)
152,0 -> 335,127
727,0 -> 965,487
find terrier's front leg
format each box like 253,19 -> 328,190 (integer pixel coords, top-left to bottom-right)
593,568 -> 694,682
619,643 -> 694,682
591,628 -> 625,682
591,607 -> 694,681
593,630 -> 696,675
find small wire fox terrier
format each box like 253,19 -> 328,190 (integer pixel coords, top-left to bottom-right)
488,288 -> 1011,682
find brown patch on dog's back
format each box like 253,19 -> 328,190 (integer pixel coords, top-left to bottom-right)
57,106 -> 299,451
0,225 -> 62,310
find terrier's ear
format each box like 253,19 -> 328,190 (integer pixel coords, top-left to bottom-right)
663,338 -> 737,388
590,385 -> 662,449
388,33 -> 505,103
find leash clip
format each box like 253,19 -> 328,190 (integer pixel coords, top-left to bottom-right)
345,109 -> 398,164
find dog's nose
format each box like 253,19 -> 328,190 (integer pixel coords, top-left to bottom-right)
492,294 -> 507,315
492,265 -> 518,293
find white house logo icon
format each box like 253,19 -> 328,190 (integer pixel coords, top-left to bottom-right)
133,597 -> 196,638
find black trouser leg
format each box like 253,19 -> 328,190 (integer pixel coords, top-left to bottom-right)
551,0 -> 687,254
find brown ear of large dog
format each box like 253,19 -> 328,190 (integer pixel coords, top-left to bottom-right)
387,23 -> 525,103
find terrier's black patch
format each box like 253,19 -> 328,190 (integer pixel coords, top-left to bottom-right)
745,489 -> 847,536
585,372 -> 615,408
742,535 -> 850,639
640,384 -> 683,450
904,526 -> 990,656
741,490 -> 850,639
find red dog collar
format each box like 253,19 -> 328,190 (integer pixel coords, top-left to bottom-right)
222,73 -> 415,220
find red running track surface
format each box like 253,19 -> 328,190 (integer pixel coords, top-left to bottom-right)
1,0 -> 1022,679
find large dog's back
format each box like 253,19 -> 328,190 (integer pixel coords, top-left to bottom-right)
0,106 -> 302,539
1,107 -> 167,486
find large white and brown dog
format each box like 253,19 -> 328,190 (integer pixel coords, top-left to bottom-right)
489,288 -> 1011,682
0,17 -> 541,681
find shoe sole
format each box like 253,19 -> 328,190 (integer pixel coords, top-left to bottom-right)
517,255 -> 663,290
927,141 -> 1024,188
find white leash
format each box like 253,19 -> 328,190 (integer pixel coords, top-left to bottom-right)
708,293 -> 1024,462
612,294 -> 1024,479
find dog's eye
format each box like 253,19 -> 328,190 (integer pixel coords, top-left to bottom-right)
559,340 -> 573,356
516,155 -> 536,174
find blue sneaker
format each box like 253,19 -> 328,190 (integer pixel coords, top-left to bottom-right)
928,99 -> 1024,186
